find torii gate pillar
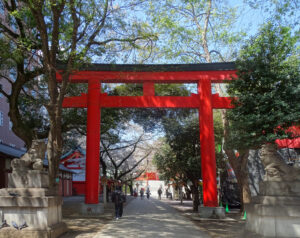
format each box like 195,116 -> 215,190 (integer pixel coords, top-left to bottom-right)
85,79 -> 101,204
199,78 -> 218,207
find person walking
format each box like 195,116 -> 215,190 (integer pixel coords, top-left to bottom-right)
140,188 -> 144,199
157,187 -> 162,200
146,187 -> 151,199
111,184 -> 126,220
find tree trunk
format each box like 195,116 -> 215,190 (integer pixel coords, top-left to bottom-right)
129,182 -> 133,196
226,149 -> 252,212
179,186 -> 183,204
47,67 -> 64,192
191,181 -> 200,212
100,157 -> 107,177
8,74 -> 35,148
47,104 -> 63,192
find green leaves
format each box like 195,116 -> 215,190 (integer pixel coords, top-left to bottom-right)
146,0 -> 244,63
227,22 -> 300,149
153,115 -> 201,184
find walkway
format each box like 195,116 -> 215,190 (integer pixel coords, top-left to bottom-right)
94,196 -> 210,238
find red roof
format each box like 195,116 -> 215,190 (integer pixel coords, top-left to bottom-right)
135,172 -> 159,181
276,126 -> 300,148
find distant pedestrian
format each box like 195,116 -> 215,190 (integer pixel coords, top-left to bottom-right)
146,187 -> 151,199
166,188 -> 172,200
140,188 -> 144,199
111,183 -> 126,220
157,187 -> 162,200
133,188 -> 137,197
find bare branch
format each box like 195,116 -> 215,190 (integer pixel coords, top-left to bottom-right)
25,67 -> 44,81
117,134 -> 144,169
202,0 -> 212,62
0,85 -> 9,98
101,140 -> 117,168
122,168 -> 146,183
10,0 -> 25,38
0,22 -> 19,39
0,74 -> 14,86
20,87 -> 35,100
91,36 -> 149,46
85,0 -> 109,50
118,151 -> 151,179
209,50 -> 225,62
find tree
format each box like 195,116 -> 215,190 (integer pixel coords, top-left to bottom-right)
0,0 -> 157,190
101,131 -> 152,182
0,0 -> 45,147
147,0 -> 243,63
146,0 -> 255,209
154,115 -> 202,211
244,0 -> 300,30
227,22 -> 300,179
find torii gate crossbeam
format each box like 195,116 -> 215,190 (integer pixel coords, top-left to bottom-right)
57,63 -> 236,207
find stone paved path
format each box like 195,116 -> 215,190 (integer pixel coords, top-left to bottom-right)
94,196 -> 210,238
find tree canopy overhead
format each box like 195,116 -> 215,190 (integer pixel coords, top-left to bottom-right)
0,0 -> 157,188
146,0 -> 244,63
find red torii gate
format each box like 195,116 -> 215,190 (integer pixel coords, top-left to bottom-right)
57,62 -> 236,207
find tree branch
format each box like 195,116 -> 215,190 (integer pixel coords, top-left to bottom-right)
91,36 -> 149,46
117,151 -> 151,180
117,134 -> 144,169
122,168 -> 146,183
209,50 -> 225,62
85,0 -> 109,50
101,140 -> 117,169
0,85 -> 9,98
0,22 -> 19,39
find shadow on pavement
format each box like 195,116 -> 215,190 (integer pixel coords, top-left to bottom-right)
59,195 -> 134,238
160,198 -> 260,238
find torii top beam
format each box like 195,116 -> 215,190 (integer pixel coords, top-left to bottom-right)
56,62 -> 236,84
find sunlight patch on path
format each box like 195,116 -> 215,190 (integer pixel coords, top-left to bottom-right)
94,197 -> 210,238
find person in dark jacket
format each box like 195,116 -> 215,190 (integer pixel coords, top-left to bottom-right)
111,185 -> 126,220
157,187 -> 162,200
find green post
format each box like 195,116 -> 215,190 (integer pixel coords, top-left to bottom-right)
242,211 -> 247,220
225,203 -> 229,213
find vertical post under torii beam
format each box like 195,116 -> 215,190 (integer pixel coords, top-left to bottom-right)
143,82 -> 155,96
198,78 -> 218,207
85,79 -> 101,204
